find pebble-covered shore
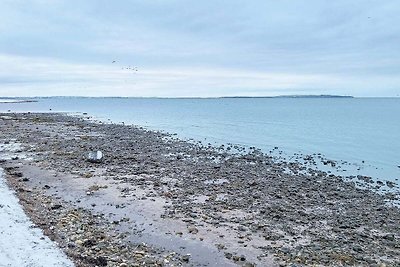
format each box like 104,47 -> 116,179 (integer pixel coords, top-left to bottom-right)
0,113 -> 399,267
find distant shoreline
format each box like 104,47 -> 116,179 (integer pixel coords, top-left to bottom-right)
0,95 -> 355,100
0,99 -> 38,103
220,94 -> 354,99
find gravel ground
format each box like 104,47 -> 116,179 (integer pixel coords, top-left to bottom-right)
0,112 -> 399,267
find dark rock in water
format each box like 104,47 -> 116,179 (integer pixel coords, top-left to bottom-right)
12,172 -> 23,177
233,255 -> 246,262
181,254 -> 191,262
187,226 -> 198,234
51,204 -> 62,210
386,181 -> 396,188
357,175 -> 373,183
87,151 -> 103,163
224,252 -> 232,259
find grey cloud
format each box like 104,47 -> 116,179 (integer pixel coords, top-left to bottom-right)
0,0 -> 399,96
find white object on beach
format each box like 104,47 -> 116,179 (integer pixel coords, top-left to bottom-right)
0,168 -> 74,267
87,150 -> 103,163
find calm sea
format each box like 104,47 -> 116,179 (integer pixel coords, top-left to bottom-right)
1,97 -> 399,183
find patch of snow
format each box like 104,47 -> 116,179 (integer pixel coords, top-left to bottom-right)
0,168 -> 74,267
204,178 -> 229,185
0,142 -> 31,161
0,143 -> 22,153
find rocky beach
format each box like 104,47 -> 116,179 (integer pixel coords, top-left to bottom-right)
0,112 -> 399,267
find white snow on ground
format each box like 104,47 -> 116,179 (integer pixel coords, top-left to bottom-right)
0,142 -> 22,153
0,168 -> 75,267
0,142 -> 31,161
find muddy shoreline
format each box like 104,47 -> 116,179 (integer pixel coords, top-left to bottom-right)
0,112 -> 399,267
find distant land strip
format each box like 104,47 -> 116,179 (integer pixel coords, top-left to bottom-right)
0,95 -> 354,100
220,95 -> 354,99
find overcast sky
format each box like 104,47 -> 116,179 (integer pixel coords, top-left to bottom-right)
1,0 -> 399,97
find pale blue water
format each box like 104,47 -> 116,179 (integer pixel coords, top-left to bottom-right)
1,97 -> 399,182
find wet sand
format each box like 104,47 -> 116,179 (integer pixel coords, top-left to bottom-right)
0,113 -> 399,267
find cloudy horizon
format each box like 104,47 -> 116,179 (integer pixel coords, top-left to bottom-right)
1,0 -> 399,97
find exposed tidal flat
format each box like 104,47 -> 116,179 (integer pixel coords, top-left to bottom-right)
1,97 -> 399,182
0,113 -> 399,266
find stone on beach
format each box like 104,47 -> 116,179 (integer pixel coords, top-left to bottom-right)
87,150 -> 103,163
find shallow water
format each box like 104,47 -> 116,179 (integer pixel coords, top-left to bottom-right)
1,97 -> 399,182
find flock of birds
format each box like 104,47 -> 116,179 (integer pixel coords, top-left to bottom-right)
112,60 -> 139,72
